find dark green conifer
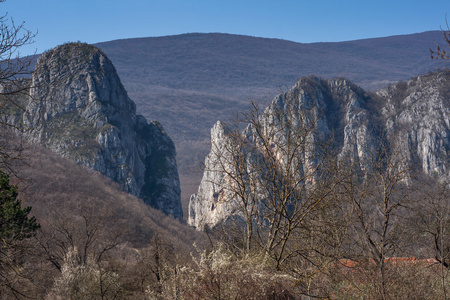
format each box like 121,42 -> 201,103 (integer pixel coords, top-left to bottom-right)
0,170 -> 39,244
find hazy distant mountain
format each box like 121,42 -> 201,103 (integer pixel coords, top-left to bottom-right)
94,31 -> 446,215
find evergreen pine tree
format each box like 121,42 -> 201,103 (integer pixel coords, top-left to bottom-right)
0,170 -> 39,245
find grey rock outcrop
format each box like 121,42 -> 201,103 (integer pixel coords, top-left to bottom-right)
188,121 -> 240,229
189,71 -> 450,229
377,72 -> 450,179
23,43 -> 182,219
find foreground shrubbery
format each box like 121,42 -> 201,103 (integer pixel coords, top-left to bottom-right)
147,243 -> 296,300
40,241 -> 450,300
0,145 -> 447,299
332,260 -> 450,299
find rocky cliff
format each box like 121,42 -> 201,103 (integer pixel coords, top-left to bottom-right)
188,71 -> 450,229
23,43 -> 182,219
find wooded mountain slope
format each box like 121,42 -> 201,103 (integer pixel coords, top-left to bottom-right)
16,144 -> 203,249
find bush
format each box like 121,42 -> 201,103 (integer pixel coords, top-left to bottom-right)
148,243 -> 298,300
48,247 -> 123,300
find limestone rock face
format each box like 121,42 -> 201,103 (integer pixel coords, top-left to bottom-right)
188,121 -> 239,229
377,72 -> 450,179
23,43 -> 182,219
189,72 -> 450,229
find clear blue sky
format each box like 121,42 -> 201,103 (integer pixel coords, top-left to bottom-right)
3,0 -> 450,56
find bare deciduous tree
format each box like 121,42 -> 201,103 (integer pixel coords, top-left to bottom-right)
413,177 -> 450,299
0,0 -> 36,171
37,202 -> 122,274
340,139 -> 415,300
431,16 -> 450,64
208,95 -> 344,277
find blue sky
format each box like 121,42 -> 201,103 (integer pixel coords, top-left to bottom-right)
2,0 -> 450,56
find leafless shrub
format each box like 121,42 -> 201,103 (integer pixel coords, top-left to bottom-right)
150,243 -> 298,300
47,246 -> 123,300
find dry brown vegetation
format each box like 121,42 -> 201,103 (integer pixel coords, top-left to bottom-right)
0,138 -> 208,298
